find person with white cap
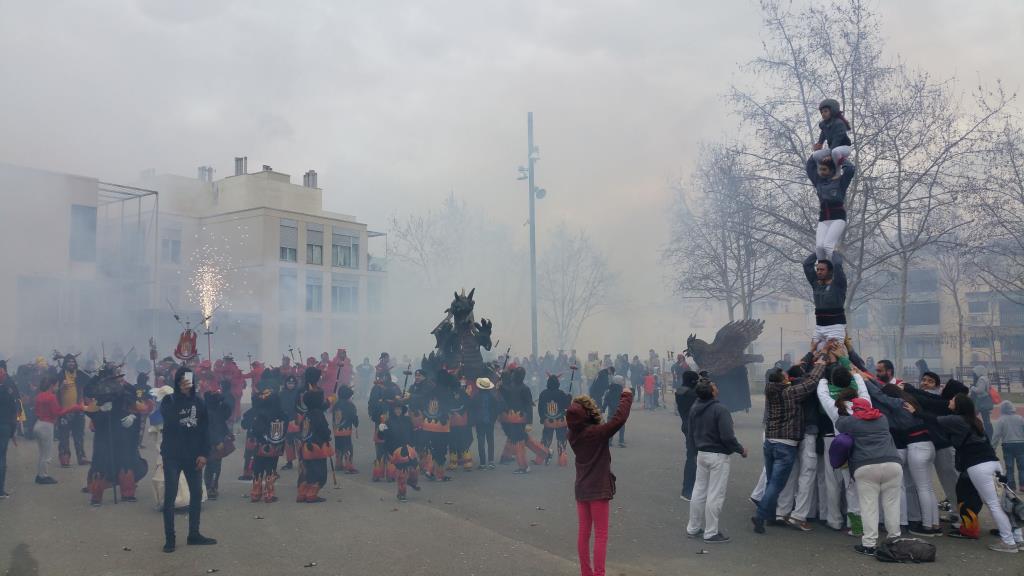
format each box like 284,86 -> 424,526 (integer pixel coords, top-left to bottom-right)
470,377 -> 499,469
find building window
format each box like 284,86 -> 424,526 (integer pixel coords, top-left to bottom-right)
331,228 -> 359,269
908,268 -> 938,293
306,223 -> 323,265
279,268 -> 297,312
70,204 -> 97,262
906,302 -> 940,326
280,218 -> 298,262
161,229 -> 182,264
968,300 -> 990,315
306,271 -> 323,313
331,274 -> 358,314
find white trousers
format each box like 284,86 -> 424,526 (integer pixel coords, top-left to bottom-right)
906,442 -> 939,527
688,452 -> 731,539
814,324 -> 847,349
822,436 -> 860,529
854,462 -> 903,548
967,460 -> 1015,546
815,219 -> 847,262
777,433 -> 819,521
34,420 -> 55,478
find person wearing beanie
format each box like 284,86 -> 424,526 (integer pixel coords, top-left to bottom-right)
676,370 -> 700,501
602,375 -> 628,448
992,400 -> 1024,490
331,386 -> 360,474
538,374 -> 572,467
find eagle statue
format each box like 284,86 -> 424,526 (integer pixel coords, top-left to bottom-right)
685,319 -> 765,413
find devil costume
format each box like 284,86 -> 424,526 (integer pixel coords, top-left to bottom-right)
381,404 -> 420,501
369,377 -> 401,481
84,365 -> 150,505
332,386 -> 360,474
448,384 -> 474,471
241,386 -> 287,503
297,389 -> 331,503
420,374 -> 453,481
56,354 -> 91,467
279,375 -> 301,470
500,367 -> 549,473
203,384 -> 235,500
538,375 -> 571,467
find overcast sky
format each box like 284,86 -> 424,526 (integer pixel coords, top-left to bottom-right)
1,0 -> 1022,323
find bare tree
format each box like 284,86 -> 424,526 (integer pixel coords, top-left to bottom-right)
727,0 -> 1011,368
663,145 -> 790,321
936,227 -> 984,374
537,224 -> 613,350
387,193 -> 470,288
974,121 -> 1024,304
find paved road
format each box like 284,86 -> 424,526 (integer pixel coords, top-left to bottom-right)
2,398 -> 1021,575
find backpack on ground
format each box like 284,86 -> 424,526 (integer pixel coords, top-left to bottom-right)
875,537 -> 936,563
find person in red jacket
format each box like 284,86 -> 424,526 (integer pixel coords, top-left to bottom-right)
567,385 -> 633,576
33,375 -> 83,484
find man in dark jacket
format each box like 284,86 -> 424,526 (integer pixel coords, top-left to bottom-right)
804,251 -> 847,348
686,377 -> 747,543
676,371 -> 699,500
602,375 -> 627,447
160,366 -> 215,553
0,360 -> 19,498
469,377 -> 500,469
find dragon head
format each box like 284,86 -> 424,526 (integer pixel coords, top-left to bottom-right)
448,288 -> 476,325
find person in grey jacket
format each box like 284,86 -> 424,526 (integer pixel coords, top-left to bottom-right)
686,377 -> 747,543
971,365 -> 994,438
992,400 -> 1024,490
804,251 -> 847,348
834,391 -> 902,556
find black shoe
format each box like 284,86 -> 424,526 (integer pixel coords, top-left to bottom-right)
704,533 -> 731,543
237,474 -> 252,481
751,517 -> 765,534
35,476 -> 58,485
854,545 -> 875,556
163,541 -> 176,553
122,496 -> 137,503
411,484 -> 421,491
186,534 -> 217,546
397,494 -> 407,502
281,462 -> 293,470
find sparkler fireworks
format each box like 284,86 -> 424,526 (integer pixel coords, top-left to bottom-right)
187,241 -> 232,329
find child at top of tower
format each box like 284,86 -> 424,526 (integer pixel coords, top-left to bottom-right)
813,98 -> 852,179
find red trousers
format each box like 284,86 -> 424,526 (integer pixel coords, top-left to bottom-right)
576,499 -> 610,576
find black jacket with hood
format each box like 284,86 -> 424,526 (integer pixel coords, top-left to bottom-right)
817,99 -> 852,149
160,367 -> 210,462
687,397 -> 744,455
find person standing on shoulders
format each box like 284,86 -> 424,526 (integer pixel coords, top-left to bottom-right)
160,366 -> 215,553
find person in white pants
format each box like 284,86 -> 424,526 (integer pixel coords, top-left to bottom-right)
817,361 -> 871,534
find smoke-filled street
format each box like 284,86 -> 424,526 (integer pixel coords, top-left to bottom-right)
2,400 -> 1019,576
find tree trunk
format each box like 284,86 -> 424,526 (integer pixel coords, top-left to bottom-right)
896,255 -> 910,373
953,291 -> 965,375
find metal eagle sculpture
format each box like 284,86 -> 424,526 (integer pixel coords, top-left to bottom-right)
431,289 -> 493,382
685,319 -> 765,412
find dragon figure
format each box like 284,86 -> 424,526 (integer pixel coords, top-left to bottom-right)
685,319 -> 765,413
431,289 -> 494,382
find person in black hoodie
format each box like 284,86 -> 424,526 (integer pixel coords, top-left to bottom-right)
203,382 -> 234,500
380,403 -> 420,501
602,376 -> 627,448
538,374 -> 571,467
676,370 -> 699,500
296,388 -> 331,503
686,377 -> 747,543
160,366 -> 215,553
0,360 -> 20,498
331,386 -> 360,474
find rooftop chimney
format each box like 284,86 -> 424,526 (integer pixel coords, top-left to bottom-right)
262,164 -> 272,172
234,156 -> 248,176
197,165 -> 214,182
303,170 -> 318,188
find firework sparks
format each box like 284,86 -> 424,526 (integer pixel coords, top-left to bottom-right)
187,241 -> 231,329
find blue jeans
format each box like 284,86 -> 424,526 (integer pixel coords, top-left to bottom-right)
757,441 -> 798,521
1003,442 -> 1024,488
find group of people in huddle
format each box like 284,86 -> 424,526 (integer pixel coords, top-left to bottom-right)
676,98 -> 1024,557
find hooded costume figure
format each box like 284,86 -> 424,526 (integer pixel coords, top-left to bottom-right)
381,403 -> 420,501
57,353 -> 91,467
331,386 -> 360,474
296,389 -> 331,503
160,366 -> 214,552
538,375 -> 571,467
203,382 -> 235,500
499,366 -> 548,473
369,376 -> 402,481
279,375 -> 301,470
419,372 -> 453,482
240,385 -> 286,503
448,382 -> 474,471
84,364 -> 150,505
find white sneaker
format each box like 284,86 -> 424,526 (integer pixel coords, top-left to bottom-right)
989,541 -> 1019,554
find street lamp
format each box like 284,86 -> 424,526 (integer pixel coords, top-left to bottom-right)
522,112 -> 545,360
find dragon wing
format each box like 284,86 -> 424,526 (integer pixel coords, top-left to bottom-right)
710,319 -> 765,351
